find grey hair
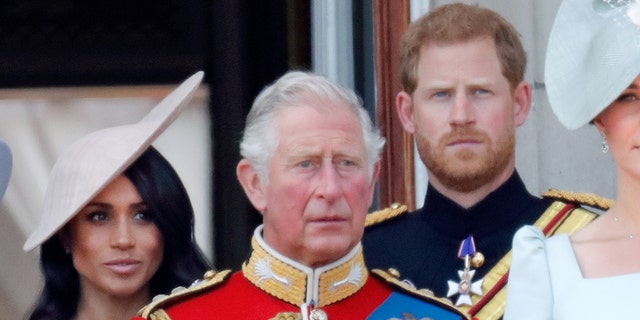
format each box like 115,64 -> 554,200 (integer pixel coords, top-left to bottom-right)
239,70 -> 385,184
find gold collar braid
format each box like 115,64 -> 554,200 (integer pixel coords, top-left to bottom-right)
242,226 -> 368,307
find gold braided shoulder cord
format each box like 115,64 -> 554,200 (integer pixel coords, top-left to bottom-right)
542,189 -> 614,211
365,203 -> 408,227
138,269 -> 232,319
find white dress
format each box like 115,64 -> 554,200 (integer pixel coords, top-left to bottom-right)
504,225 -> 640,320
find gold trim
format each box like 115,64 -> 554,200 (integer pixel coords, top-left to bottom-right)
270,312 -> 303,320
242,237 -> 309,306
365,203 -> 408,227
242,236 -> 368,307
318,254 -> 368,306
148,309 -> 171,320
553,207 -> 598,235
137,269 -> 232,319
542,189 -> 613,211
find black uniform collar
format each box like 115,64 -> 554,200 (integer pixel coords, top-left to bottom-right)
420,171 -> 533,238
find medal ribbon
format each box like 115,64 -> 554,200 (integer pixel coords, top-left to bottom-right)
457,235 -> 476,260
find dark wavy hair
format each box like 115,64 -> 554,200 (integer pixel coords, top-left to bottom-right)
27,146 -> 211,320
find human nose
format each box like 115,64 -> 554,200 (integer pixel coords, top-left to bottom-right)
110,218 -> 135,249
316,162 -> 341,201
450,92 -> 475,126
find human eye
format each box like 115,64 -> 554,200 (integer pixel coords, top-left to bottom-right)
473,88 -> 490,95
339,159 -> 356,167
296,158 -> 321,171
432,91 -> 449,99
336,157 -> 362,171
87,210 -> 109,222
299,159 -> 312,168
616,92 -> 639,103
133,209 -> 153,222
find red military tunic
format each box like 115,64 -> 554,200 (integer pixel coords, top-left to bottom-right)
135,226 -> 467,320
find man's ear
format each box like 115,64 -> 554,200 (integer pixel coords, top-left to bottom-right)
513,82 -> 532,127
236,159 -> 267,212
396,91 -> 416,133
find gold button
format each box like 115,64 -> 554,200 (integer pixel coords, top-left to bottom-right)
471,252 -> 485,268
387,268 -> 401,278
203,270 -> 217,280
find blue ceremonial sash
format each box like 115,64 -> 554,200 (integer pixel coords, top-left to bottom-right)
367,291 -> 462,320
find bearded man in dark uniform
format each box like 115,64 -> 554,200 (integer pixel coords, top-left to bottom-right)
363,4 -> 605,320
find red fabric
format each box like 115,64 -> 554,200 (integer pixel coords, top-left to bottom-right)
542,203 -> 575,235
133,271 -> 394,319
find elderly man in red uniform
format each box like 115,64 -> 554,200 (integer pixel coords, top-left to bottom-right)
134,71 -> 467,320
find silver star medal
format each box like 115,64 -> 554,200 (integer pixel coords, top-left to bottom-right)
446,235 -> 483,306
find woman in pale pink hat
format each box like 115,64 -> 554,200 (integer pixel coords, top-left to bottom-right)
25,72 -> 211,320
505,0 -> 640,319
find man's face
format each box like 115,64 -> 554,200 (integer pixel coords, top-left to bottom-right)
398,37 -> 528,192
257,100 -> 376,267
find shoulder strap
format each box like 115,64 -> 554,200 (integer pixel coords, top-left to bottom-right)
137,269 -> 232,319
371,268 -> 470,320
461,194 -> 603,320
542,188 -> 613,211
365,203 -> 408,227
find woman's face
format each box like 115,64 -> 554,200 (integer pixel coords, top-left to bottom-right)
595,74 -> 640,179
65,174 -> 163,299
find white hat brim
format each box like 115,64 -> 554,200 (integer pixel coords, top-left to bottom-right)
23,71 -> 204,251
545,0 -> 640,130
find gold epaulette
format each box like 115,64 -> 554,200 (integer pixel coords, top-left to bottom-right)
365,203 -> 408,227
542,189 -> 614,211
137,269 -> 232,320
371,268 -> 471,320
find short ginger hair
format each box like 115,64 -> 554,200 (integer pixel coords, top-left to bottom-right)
399,3 -> 527,94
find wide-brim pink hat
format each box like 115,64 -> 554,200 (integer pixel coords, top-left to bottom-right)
23,71 -> 204,251
0,140 -> 12,201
